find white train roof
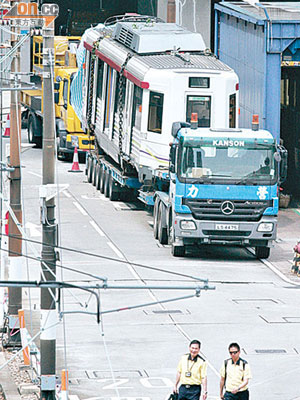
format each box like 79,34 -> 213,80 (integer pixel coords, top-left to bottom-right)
83,21 -> 234,87
112,22 -> 206,54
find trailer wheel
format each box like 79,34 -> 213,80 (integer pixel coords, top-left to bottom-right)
108,174 -> 119,201
255,246 -> 270,259
99,165 -> 105,194
158,202 -> 168,245
87,156 -> 94,183
153,198 -> 159,239
85,153 -> 90,175
92,159 -> 98,186
104,169 -> 110,198
28,114 -> 42,148
95,164 -> 101,190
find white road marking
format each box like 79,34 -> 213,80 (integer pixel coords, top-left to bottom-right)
90,220 -> 105,237
63,190 -> 71,198
69,396 -> 80,400
113,202 -> 131,210
107,242 -> 125,259
27,171 -> 42,178
81,194 -> 109,201
248,248 -> 299,286
73,201 -> 88,216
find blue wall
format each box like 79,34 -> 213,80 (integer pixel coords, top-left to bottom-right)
217,14 -> 267,133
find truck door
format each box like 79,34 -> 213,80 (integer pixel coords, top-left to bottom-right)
61,78 -> 69,129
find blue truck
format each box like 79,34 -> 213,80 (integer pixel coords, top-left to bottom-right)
86,117 -> 287,258
148,119 -> 287,258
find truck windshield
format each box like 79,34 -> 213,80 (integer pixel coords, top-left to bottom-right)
179,144 -> 277,184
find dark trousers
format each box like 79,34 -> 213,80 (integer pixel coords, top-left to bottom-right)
178,385 -> 201,400
224,390 -> 249,400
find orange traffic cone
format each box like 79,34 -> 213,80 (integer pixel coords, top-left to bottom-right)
68,147 -> 82,172
2,114 -> 10,137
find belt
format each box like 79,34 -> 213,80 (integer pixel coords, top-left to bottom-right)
182,384 -> 201,389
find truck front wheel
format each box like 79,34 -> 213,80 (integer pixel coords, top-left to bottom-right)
158,203 -> 168,245
153,198 -> 159,239
171,244 -> 185,257
255,246 -> 270,259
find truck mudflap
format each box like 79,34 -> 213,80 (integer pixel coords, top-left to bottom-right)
173,214 -> 277,247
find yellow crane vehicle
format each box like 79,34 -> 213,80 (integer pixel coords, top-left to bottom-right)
21,35 -> 94,159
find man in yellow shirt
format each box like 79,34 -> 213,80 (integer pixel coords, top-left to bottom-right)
174,340 -> 208,400
220,342 -> 252,400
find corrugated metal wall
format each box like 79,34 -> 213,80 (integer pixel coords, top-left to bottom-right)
218,14 -> 266,131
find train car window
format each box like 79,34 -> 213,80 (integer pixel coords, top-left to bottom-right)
148,91 -> 164,134
96,60 -> 104,99
132,85 -> 143,131
189,77 -> 210,88
186,95 -> 211,127
229,93 -> 236,128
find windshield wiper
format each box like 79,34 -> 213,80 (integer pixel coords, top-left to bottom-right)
210,174 -> 232,177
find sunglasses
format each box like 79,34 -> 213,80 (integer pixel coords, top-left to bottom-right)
229,351 -> 239,355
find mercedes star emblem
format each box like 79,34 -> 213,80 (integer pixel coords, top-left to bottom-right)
221,201 -> 235,215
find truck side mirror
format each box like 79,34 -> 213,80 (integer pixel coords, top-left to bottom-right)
278,146 -> 288,183
169,144 -> 176,173
54,92 -> 59,104
171,121 -> 190,138
54,82 -> 60,91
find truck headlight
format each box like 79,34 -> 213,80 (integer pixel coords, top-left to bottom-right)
71,135 -> 79,147
180,220 -> 196,230
257,222 -> 273,232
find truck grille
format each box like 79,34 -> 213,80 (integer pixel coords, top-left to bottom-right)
182,199 -> 273,221
202,230 -> 251,237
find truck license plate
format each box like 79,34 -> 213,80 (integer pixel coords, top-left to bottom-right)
215,224 -> 239,231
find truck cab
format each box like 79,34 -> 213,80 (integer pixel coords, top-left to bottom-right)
153,119 -> 287,258
21,35 -> 94,156
55,67 -> 94,160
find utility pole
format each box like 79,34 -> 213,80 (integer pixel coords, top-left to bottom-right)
40,20 -> 57,400
7,0 -> 22,347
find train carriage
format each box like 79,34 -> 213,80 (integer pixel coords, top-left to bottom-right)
82,19 -> 239,181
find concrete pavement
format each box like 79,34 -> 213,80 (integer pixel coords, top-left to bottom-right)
0,203 -> 300,399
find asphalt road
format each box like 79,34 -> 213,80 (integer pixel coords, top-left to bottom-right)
8,133 -> 300,400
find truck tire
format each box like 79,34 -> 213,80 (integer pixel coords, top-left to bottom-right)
56,137 -> 64,161
28,114 -> 42,148
92,159 -> 98,186
99,166 -> 105,194
104,169 -> 110,198
153,198 -> 159,240
108,174 -> 119,201
95,164 -> 101,190
171,244 -> 185,257
158,202 -> 168,245
255,246 -> 270,259
85,153 -> 90,175
87,156 -> 94,183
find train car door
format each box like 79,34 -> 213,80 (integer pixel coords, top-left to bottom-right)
103,65 -> 117,140
124,81 -> 134,156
